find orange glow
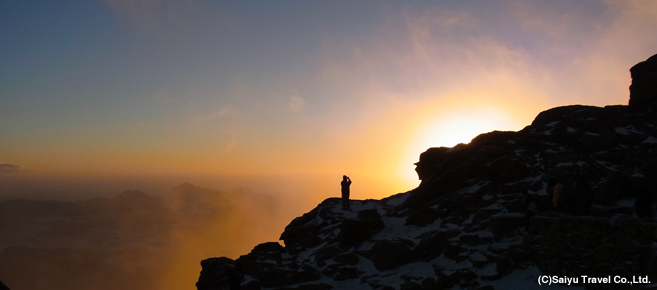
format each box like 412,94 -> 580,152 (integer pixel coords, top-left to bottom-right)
398,106 -> 524,188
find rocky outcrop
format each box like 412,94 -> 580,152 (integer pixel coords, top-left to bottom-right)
196,54 -> 657,289
630,53 -> 657,110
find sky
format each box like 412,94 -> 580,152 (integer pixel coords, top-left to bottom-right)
2,0 -> 657,200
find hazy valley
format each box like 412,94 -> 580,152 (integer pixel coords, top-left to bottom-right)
0,182 -> 303,290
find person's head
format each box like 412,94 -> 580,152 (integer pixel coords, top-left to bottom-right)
343,175 -> 348,181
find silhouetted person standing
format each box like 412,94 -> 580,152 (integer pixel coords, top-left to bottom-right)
341,175 -> 352,210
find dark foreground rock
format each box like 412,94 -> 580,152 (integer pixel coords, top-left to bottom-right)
197,54 -> 657,289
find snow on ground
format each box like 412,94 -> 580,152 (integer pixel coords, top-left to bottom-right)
643,136 -> 657,144
384,193 -> 411,206
616,198 -> 635,207
545,121 -> 561,127
594,159 -> 620,171
614,125 -> 640,135
453,180 -> 490,195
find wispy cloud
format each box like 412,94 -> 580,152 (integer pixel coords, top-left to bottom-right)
404,9 -> 476,61
288,93 -> 305,113
189,106 -> 235,125
0,163 -> 25,173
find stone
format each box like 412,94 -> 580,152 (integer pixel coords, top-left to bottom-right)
371,240 -> 413,271
420,278 -> 441,290
412,230 -> 451,261
332,253 -> 360,265
447,268 -> 478,287
460,233 -> 493,246
280,224 -> 321,248
314,246 -> 342,263
338,210 -> 384,248
252,242 -> 284,253
400,281 -> 423,290
196,257 -> 236,290
321,265 -> 360,281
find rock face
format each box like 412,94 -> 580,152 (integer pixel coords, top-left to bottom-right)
197,54 -> 657,289
629,53 -> 657,110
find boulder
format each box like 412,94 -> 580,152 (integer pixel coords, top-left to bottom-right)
338,209 -> 384,247
196,257 -> 237,290
370,240 -> 413,271
322,264 -> 360,280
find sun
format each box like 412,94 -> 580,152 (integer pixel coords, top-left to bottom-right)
397,107 -> 522,188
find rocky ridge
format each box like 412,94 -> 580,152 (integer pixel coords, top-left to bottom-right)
196,54 -> 657,290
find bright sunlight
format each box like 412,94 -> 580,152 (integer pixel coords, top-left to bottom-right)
398,107 -> 523,188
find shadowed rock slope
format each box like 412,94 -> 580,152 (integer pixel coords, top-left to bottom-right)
196,54 -> 657,290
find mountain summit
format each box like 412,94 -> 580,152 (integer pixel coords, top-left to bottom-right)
196,54 -> 657,290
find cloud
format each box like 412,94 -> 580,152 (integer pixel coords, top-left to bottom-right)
0,163 -> 25,173
404,9 -> 476,61
318,5 -> 551,117
288,93 -> 305,113
502,0 -> 657,106
189,106 -> 235,125
319,1 -> 657,118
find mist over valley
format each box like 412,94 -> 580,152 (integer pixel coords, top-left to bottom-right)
0,180 -> 323,290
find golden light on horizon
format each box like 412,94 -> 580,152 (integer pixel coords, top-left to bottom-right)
397,106 -> 523,189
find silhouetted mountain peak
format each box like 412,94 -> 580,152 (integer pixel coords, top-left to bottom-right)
164,183 -> 228,215
196,54 -> 657,290
174,182 -> 197,191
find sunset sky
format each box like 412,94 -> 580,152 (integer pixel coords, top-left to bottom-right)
2,0 -> 657,199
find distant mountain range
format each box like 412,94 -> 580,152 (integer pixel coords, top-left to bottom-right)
195,54 -> 657,290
